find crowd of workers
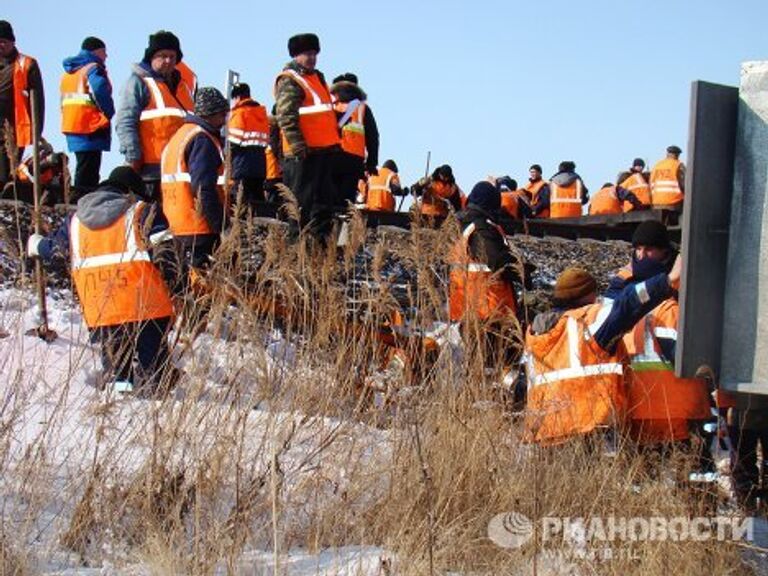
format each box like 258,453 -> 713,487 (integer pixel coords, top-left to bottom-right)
1,21 -> 763,508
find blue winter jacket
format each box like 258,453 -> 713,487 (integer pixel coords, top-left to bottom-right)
61,50 -> 114,152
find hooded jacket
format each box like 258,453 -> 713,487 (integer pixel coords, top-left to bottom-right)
330,80 -> 380,172
550,170 -> 589,205
61,49 -> 114,152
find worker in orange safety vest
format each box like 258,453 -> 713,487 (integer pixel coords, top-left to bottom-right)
649,145 -> 685,208
227,82 -> 269,207
60,36 -> 114,196
524,255 -> 682,445
412,164 -> 466,219
357,159 -> 402,212
549,161 -> 589,219
27,166 -> 175,395
0,20 -> 45,190
161,87 -> 229,272
450,180 -> 521,371
604,221 -> 711,449
115,30 -> 194,200
618,158 -> 651,212
274,33 -> 341,243
522,164 -> 551,218
589,182 -> 643,215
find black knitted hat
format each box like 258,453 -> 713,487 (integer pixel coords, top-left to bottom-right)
632,220 -> 671,249
143,30 -> 183,63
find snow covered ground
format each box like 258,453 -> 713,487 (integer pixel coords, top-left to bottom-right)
0,287 -> 395,574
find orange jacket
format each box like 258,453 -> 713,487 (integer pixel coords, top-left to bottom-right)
525,303 -> 628,444
363,166 -> 398,212
419,181 -> 464,217
619,172 -> 650,211
139,76 -> 194,164
650,158 -> 683,206
228,99 -> 269,148
161,123 -> 226,236
70,202 -> 174,327
335,100 -> 366,158
12,53 -> 36,147
524,179 -> 550,218
589,185 -> 623,215
449,220 -> 517,322
550,179 -> 583,219
60,63 -> 110,135
275,69 -> 340,154
623,299 -> 711,444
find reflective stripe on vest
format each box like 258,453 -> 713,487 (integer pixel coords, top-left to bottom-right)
524,302 -> 627,444
622,299 -> 711,427
70,203 -> 174,327
228,100 -> 270,147
60,62 -> 110,135
139,76 -> 193,164
13,54 -> 34,147
337,100 -> 366,158
160,123 -> 226,236
650,158 -> 683,205
550,179 -> 583,218
620,172 -> 651,209
366,168 -> 396,211
276,70 -> 340,153
448,221 -> 517,321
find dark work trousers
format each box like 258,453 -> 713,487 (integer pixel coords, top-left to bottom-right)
233,177 -> 266,210
94,316 -> 172,387
282,149 -> 340,242
729,425 -> 768,498
333,152 -> 365,207
74,150 -> 102,195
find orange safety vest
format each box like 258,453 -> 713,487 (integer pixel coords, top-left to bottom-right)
160,123 -> 227,236
449,220 -> 518,322
419,181 -> 458,217
335,100 -> 366,158
524,179 -> 550,218
623,299 -> 711,444
620,172 -> 650,212
650,158 -> 683,206
12,53 -> 35,148
500,190 -> 527,219
550,178 -> 583,219
525,303 -> 628,444
139,76 -> 194,165
17,161 -> 55,186
228,99 -> 269,148
59,62 -> 110,135
364,167 -> 398,212
275,70 -> 340,154
589,185 -> 622,215
70,202 -> 174,327
175,62 -> 197,98
265,145 -> 282,179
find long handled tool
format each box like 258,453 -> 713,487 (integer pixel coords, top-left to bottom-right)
25,89 -> 57,342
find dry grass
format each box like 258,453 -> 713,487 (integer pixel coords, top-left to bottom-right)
0,202 -> 753,576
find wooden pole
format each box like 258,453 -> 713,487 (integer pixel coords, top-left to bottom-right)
30,89 -> 53,340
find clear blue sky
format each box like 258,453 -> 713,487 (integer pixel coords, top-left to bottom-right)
4,0 -> 767,193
